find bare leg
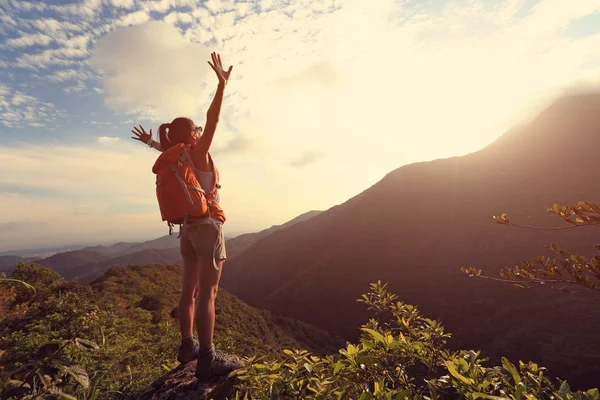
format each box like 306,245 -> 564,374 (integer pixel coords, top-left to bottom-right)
195,259 -> 223,349
178,259 -> 200,340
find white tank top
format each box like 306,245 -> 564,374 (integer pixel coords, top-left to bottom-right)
195,169 -> 220,203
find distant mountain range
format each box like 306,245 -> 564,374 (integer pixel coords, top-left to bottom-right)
219,93 -> 600,389
0,210 -> 322,284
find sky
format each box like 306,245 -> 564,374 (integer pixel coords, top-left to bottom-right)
0,0 -> 599,251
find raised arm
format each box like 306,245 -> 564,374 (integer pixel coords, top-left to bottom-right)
131,125 -> 163,152
194,52 -> 233,157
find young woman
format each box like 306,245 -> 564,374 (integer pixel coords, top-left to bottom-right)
131,52 -> 244,381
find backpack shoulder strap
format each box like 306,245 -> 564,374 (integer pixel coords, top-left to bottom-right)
152,143 -> 186,174
208,152 -> 221,190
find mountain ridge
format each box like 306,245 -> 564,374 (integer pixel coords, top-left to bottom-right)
219,92 -> 600,388
0,211 -> 324,283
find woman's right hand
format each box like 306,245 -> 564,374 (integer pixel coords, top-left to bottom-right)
131,125 -> 153,144
208,52 -> 233,86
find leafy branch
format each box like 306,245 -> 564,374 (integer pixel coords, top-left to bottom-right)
463,201 -> 600,293
0,278 -> 37,305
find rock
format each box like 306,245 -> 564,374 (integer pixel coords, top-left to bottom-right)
138,362 -> 238,400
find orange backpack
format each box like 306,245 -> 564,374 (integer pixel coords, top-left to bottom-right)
152,143 -> 225,234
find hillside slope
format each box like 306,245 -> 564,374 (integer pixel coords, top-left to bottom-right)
0,262 -> 341,399
220,93 -> 600,388
90,264 -> 342,356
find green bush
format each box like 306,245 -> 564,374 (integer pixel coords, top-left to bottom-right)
232,281 -> 599,400
1,265 -> 598,399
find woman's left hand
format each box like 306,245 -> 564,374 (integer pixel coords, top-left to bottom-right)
208,52 -> 233,86
131,125 -> 153,144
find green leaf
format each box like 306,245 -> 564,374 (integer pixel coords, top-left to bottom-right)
392,391 -> 411,400
444,360 -> 474,385
333,361 -> 346,374
515,382 -> 526,400
269,382 -> 280,400
359,392 -> 374,400
558,381 -> 570,394
53,360 -> 90,389
346,344 -> 357,355
74,338 -> 100,351
425,380 -> 439,400
361,328 -> 386,344
501,357 -> 521,384
586,389 -> 600,400
472,393 -> 510,400
48,388 -> 78,400
357,355 -> 379,366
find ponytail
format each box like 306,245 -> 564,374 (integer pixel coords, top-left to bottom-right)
158,123 -> 171,150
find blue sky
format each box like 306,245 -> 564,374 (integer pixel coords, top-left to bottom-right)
0,0 -> 599,251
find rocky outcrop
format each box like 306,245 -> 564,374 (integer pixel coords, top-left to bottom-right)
138,362 -> 238,400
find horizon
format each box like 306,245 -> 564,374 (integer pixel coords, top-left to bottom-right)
1,0 -> 600,251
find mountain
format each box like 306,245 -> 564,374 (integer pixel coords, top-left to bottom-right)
220,93 -> 600,388
64,248 -> 183,283
80,241 -> 140,257
0,256 -> 37,273
80,236 -> 179,257
31,250 -> 111,276
1,211 -> 323,283
226,210 -> 322,260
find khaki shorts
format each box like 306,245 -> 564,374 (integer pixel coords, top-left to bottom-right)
180,223 -> 226,270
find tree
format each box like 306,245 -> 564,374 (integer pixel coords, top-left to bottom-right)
461,201 -> 600,293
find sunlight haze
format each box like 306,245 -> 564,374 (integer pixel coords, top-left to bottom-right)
1,0 -> 599,251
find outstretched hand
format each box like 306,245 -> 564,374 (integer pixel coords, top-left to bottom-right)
208,52 -> 233,85
131,125 -> 153,144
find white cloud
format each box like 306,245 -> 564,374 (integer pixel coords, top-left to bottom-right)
3,32 -> 54,48
90,21 -> 212,121
28,18 -> 82,36
51,0 -> 103,17
97,136 -> 121,143
109,0 -> 136,9
289,150 -> 324,168
45,68 -> 87,83
115,10 -> 151,27
15,47 -> 88,69
164,11 -> 194,25
140,0 -> 199,14
204,0 -> 234,14
9,1 -> 47,12
57,34 -> 90,50
0,83 -> 63,127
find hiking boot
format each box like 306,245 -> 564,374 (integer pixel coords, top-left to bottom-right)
177,337 -> 199,364
195,345 -> 245,381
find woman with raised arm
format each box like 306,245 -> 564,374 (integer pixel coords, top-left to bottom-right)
131,52 -> 244,381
